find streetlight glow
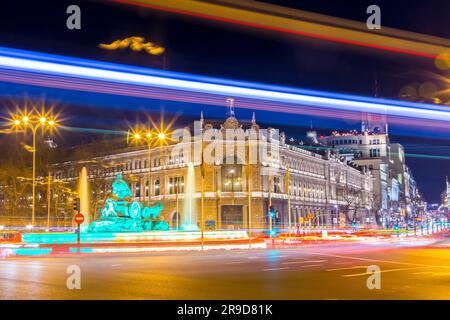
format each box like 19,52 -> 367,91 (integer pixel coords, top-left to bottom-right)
8,106 -> 60,226
128,120 -> 172,207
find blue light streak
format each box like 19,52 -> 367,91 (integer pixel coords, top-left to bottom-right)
0,47 -> 448,123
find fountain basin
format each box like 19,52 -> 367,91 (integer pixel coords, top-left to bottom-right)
21,230 -> 249,245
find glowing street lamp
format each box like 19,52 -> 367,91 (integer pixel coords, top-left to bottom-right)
128,116 -> 172,206
10,109 -> 59,226
129,128 -> 156,206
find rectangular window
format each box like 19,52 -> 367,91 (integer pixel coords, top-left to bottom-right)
169,177 -> 174,194
135,183 -> 141,197
177,176 -> 184,193
168,176 -> 184,194
273,176 -> 281,193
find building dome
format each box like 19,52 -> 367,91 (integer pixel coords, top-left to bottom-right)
223,116 -> 240,129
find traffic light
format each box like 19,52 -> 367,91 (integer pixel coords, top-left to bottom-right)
269,206 -> 276,218
73,198 -> 80,213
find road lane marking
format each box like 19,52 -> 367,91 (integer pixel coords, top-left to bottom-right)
263,267 -> 289,271
281,259 -> 326,265
225,261 -> 247,265
281,261 -> 307,265
342,266 -> 434,277
413,271 -> 450,276
298,264 -> 323,268
311,252 -> 450,269
326,266 -> 368,272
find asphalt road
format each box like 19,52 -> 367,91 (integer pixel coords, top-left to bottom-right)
1,236 -> 449,299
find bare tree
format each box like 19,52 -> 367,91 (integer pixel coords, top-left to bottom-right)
368,193 -> 382,226
341,187 -> 364,224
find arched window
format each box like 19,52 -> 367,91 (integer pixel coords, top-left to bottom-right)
154,179 -> 160,196
135,182 -> 141,198
221,156 -> 243,192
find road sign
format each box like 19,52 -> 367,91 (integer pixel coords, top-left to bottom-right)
74,213 -> 84,224
74,213 -> 84,246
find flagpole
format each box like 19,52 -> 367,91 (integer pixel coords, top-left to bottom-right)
247,142 -> 252,248
269,175 -> 272,240
287,165 -> 291,237
201,139 -> 205,251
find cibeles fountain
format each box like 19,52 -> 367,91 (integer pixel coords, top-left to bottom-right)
87,173 -> 169,232
21,166 -> 249,246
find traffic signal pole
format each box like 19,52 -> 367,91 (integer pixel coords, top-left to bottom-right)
77,223 -> 81,245
73,198 -> 83,247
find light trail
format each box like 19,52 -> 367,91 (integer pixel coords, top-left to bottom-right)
112,0 -> 450,61
60,126 -> 128,136
0,47 -> 449,128
298,145 -> 450,161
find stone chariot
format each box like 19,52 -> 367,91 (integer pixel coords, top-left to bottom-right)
88,174 -> 169,232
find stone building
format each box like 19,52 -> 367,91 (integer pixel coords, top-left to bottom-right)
319,115 -> 422,228
53,112 -> 374,230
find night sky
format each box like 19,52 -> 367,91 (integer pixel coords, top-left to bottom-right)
0,0 -> 449,202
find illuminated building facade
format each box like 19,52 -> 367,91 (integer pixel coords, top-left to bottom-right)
53,113 -> 374,230
319,115 -> 421,227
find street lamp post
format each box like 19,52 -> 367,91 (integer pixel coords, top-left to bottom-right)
175,178 -> 180,229
145,132 -> 152,206
11,112 -> 57,226
129,128 -> 168,206
131,131 -> 151,206
46,172 -> 52,230
201,139 -> 206,251
268,175 -> 273,240
246,142 -> 252,248
286,165 -> 291,237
